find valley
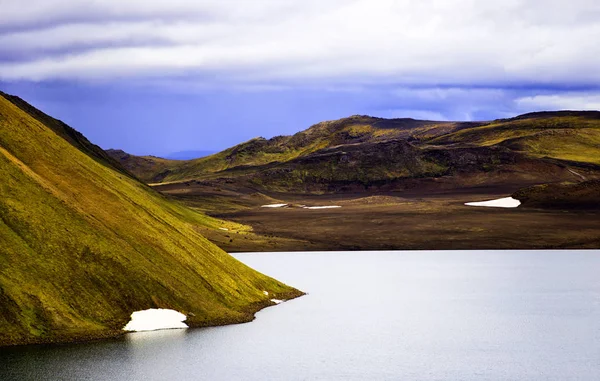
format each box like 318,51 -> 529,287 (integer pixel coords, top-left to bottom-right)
109,112 -> 600,252
153,183 -> 600,252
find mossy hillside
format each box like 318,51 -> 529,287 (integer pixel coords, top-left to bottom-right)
1,91 -> 131,178
0,95 -> 301,347
130,116 -> 465,183
108,111 -> 600,195
114,112 -> 600,188
244,140 -> 449,191
211,140 -> 528,193
502,129 -> 600,165
430,115 -> 600,165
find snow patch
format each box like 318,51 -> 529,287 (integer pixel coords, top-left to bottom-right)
123,309 -> 188,332
263,291 -> 269,296
261,204 -> 288,208
270,299 -> 284,304
303,206 -> 342,209
465,197 -> 521,208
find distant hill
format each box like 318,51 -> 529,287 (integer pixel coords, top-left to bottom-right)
105,149 -> 181,183
0,92 -> 300,346
165,150 -> 215,160
104,149 -> 215,182
110,112 -> 600,193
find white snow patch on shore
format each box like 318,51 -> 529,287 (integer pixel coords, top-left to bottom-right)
270,299 -> 284,304
123,309 -> 188,332
303,206 -> 342,209
465,197 -> 521,208
263,291 -> 269,296
261,203 -> 288,208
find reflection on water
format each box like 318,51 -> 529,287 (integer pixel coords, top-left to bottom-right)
1,250 -> 599,381
126,327 -> 188,343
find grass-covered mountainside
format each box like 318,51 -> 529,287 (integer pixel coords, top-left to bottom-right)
0,93 -> 301,347
111,112 -> 600,193
430,111 -> 600,165
107,116 -> 482,183
1,92 -> 131,178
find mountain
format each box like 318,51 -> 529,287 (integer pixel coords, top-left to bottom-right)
106,116 -> 474,183
111,112 -> 600,193
0,92 -> 301,347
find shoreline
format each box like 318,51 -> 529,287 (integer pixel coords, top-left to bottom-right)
0,289 -> 305,349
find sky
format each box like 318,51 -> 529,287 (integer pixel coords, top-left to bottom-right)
1,0 -> 600,156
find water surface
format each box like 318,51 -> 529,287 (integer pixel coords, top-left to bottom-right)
1,250 -> 599,380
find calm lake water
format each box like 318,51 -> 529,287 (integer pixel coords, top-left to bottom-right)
1,250 -> 599,380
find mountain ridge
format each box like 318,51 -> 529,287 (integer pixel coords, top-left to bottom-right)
108,110 -> 600,192
0,92 -> 301,347
0,91 -> 133,178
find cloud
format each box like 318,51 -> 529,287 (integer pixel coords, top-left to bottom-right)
379,87 -> 522,121
0,0 -> 599,90
515,93 -> 600,111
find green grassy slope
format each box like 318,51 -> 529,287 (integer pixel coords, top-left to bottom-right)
131,116 -> 465,183
228,140 -> 450,192
0,94 -> 301,347
109,111 -> 600,194
226,112 -> 600,192
431,113 -> 600,165
0,91 -> 132,178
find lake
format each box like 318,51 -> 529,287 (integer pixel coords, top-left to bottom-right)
1,250 -> 599,380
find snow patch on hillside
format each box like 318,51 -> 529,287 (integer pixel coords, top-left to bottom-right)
123,309 -> 188,332
465,197 -> 521,208
261,204 -> 288,208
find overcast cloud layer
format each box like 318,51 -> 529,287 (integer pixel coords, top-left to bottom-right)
1,0 -> 599,154
1,0 -> 600,86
